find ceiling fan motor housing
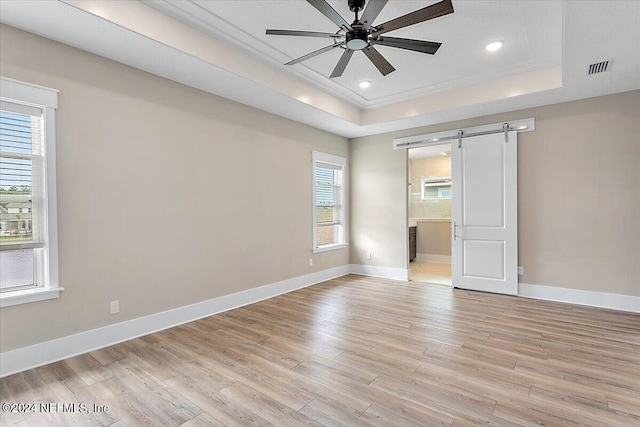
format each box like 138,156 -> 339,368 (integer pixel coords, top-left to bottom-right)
348,0 -> 366,12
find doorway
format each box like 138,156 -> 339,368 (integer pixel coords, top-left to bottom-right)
400,119 -> 527,294
408,143 -> 452,286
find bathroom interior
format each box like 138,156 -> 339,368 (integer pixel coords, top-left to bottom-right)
408,144 -> 452,286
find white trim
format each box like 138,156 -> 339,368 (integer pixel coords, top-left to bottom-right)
44,105 -> 60,293
0,287 -> 64,308
312,243 -> 348,253
519,283 -> 640,313
312,150 -> 347,166
0,242 -> 45,251
349,264 -> 410,281
0,77 -> 58,108
0,265 -> 351,377
393,117 -> 535,150
415,253 -> 452,264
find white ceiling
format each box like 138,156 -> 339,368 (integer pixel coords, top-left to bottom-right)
1,1 -> 639,138
409,143 -> 451,159
143,0 -> 562,107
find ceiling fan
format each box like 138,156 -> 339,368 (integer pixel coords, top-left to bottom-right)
266,0 -> 454,78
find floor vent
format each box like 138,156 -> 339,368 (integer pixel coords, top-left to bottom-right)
587,59 -> 612,75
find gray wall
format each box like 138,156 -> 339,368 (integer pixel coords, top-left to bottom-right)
2,22 -> 639,355
351,90 -> 640,296
349,134 -> 408,268
415,221 -> 451,257
0,25 -> 349,351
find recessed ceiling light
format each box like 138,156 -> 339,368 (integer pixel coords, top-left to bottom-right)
359,80 -> 371,89
485,41 -> 503,52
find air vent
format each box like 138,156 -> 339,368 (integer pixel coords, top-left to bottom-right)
587,59 -> 613,75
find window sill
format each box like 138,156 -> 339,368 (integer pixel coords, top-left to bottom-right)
0,287 -> 64,308
313,243 -> 348,253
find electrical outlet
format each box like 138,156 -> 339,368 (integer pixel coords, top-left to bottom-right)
367,252 -> 372,260
110,300 -> 120,315
309,258 -> 313,267
518,266 -> 524,276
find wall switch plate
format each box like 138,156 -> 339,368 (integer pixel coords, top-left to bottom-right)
309,259 -> 313,267
366,252 -> 372,260
110,300 -> 120,315
518,266 -> 524,276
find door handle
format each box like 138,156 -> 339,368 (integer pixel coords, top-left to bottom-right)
453,221 -> 458,240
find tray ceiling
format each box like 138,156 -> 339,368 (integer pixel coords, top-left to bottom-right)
146,0 -> 562,108
1,1 -> 639,138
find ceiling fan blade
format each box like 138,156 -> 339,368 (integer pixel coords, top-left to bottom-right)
359,0 -> 388,26
306,0 -> 353,31
373,0 -> 454,35
371,36 -> 442,55
266,29 -> 342,38
330,49 -> 354,78
285,42 -> 344,65
362,46 -> 395,76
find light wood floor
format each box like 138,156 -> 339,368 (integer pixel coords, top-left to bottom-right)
1,275 -> 639,426
410,261 -> 452,286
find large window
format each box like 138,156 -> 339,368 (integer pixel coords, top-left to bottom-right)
312,151 -> 346,252
0,77 -> 60,307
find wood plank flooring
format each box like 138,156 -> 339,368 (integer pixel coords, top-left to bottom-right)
410,262 -> 452,286
1,274 -> 639,426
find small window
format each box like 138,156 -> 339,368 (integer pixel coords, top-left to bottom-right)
312,151 -> 347,252
438,188 -> 452,198
421,177 -> 452,200
1,77 -> 61,307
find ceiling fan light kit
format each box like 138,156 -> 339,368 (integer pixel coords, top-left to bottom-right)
346,28 -> 369,50
266,0 -> 455,78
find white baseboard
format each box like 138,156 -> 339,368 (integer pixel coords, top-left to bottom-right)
350,264 -> 410,281
415,253 -> 451,264
0,265 -> 351,378
519,283 -> 640,313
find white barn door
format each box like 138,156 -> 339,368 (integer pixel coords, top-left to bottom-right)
451,131 -> 518,295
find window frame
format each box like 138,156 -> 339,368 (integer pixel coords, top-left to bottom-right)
0,77 -> 61,307
420,177 -> 452,200
312,151 -> 347,253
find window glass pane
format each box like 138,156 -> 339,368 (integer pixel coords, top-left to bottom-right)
0,111 -> 34,155
315,166 -> 335,205
1,111 -> 36,245
0,249 -> 34,290
0,157 -> 33,243
316,224 -> 336,246
313,154 -> 345,249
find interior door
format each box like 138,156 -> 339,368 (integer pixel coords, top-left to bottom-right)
451,131 -> 518,295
